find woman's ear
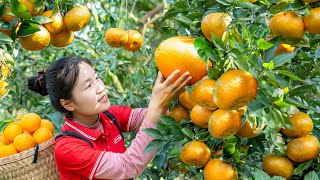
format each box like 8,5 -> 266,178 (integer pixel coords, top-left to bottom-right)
60,99 -> 75,111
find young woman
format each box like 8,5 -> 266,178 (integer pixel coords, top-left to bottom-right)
28,56 -> 191,180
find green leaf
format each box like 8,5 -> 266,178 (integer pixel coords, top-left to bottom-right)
156,122 -> 171,135
271,177 -> 286,180
277,70 -> 302,81
215,0 -> 232,5
144,139 -> 163,154
52,0 -> 60,16
170,123 -> 185,140
10,0 -> 32,19
32,15 -> 53,24
208,67 -> 220,80
254,168 -> 271,180
293,160 -> 313,175
282,37 -> 310,47
168,141 -> 183,158
270,2 -> 289,14
162,8 -> 179,21
315,46 -> 320,59
264,36 -> 281,63
181,128 -> 194,139
143,128 -> 163,139
288,85 -> 314,96
273,52 -> 297,67
174,14 -> 192,26
304,171 -> 319,180
229,48 -> 249,71
0,32 -> 13,43
160,115 -> 177,126
17,23 -> 41,37
173,1 -> 189,12
257,38 -> 274,50
211,33 -> 225,51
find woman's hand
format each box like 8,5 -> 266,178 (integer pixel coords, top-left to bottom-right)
146,70 -> 192,124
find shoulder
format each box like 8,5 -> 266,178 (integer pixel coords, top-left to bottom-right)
107,106 -> 133,119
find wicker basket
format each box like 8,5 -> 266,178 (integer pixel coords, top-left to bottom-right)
0,137 -> 60,180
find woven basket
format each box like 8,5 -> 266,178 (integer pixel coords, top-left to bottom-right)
0,137 -> 60,180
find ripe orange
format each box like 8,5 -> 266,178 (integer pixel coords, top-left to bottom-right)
40,119 -> 55,133
201,12 -> 231,42
50,29 -> 74,47
208,109 -> 242,138
0,133 -> 9,145
3,122 -> 23,141
64,5 -> 90,31
124,30 -> 143,51
33,127 -> 53,144
236,120 -> 261,138
213,69 -> 258,110
190,105 -> 215,128
248,0 -> 257,2
275,44 -> 294,55
19,25 -> 50,51
155,36 -> 207,84
0,80 -> 9,97
42,10 -> 63,33
21,113 -> 41,132
302,0 -> 318,2
262,153 -> 293,179
269,11 -> 304,38
281,112 -> 313,137
166,104 -> 189,123
0,144 -> 18,158
189,79 -> 217,110
285,134 -> 320,162
204,158 -> 238,180
179,141 -> 211,167
105,28 -> 128,47
13,133 -> 35,152
178,90 -> 197,110
1,7 -> 16,23
303,7 -> 320,34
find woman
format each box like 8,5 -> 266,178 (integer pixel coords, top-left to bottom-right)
28,56 -> 191,180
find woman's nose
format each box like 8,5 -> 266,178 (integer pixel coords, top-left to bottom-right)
96,81 -> 105,94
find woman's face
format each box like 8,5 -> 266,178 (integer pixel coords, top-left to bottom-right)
70,62 -> 111,116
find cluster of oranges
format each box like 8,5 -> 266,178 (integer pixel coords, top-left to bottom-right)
0,1 -> 90,51
105,28 -> 143,52
0,113 -> 54,158
0,48 -> 14,98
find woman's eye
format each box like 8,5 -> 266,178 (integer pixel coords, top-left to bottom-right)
86,84 -> 91,89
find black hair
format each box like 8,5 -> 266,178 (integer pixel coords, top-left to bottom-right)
28,56 -> 92,114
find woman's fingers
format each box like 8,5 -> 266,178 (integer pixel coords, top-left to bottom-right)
162,69 -> 181,86
155,71 -> 164,84
171,71 -> 191,88
173,76 -> 192,95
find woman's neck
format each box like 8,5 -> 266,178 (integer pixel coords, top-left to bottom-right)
71,113 -> 99,127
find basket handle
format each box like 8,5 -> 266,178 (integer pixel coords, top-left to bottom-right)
32,144 -> 40,163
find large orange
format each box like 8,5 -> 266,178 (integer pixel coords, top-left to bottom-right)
281,112 -> 313,137
236,120 -> 261,138
13,133 -> 35,152
285,134 -> 320,162
189,79 -> 217,110
50,29 -> 74,47
105,28 -> 128,47
269,11 -> 304,38
124,30 -> 143,52
204,158 -> 238,180
303,7 -> 320,34
33,127 -> 53,144
19,25 -> 50,51
3,122 -> 23,141
201,12 -> 231,42
155,36 -> 207,85
1,7 -> 16,23
213,69 -> 258,110
42,10 -> 63,33
21,113 -> 41,132
0,144 -> 18,158
208,109 -> 242,138
40,119 -> 55,133
64,5 -> 90,31
179,141 -> 211,167
166,104 -> 189,123
0,133 -> 9,145
262,153 -> 293,179
190,105 -> 215,128
178,90 -> 196,110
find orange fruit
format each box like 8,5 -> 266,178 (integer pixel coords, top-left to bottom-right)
0,133 -> 9,145
275,43 -> 294,55
3,122 -> 23,141
19,25 -> 50,51
248,0 -> 257,2
189,79 -> 218,110
201,12 -> 231,42
0,142 -> 6,147
262,153 -> 293,179
155,36 -> 207,84
21,113 -> 41,132
0,80 -> 9,97
178,90 -> 197,110
302,0 -> 319,2
42,10 -> 63,33
166,104 -> 189,123
40,119 -> 55,133
33,127 -> 53,144
124,30 -> 143,52
204,158 -> 238,180
190,105 -> 215,128
303,7 -> 320,34
285,134 -> 320,162
281,112 -> 313,137
50,29 -> 74,47
269,11 -> 304,38
0,144 -> 18,158
13,133 -> 35,152
64,5 -> 90,31
208,109 -> 242,138
213,69 -> 258,110
1,7 -> 16,23
179,140 -> 211,167
236,120 -> 261,138
105,28 -> 128,47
